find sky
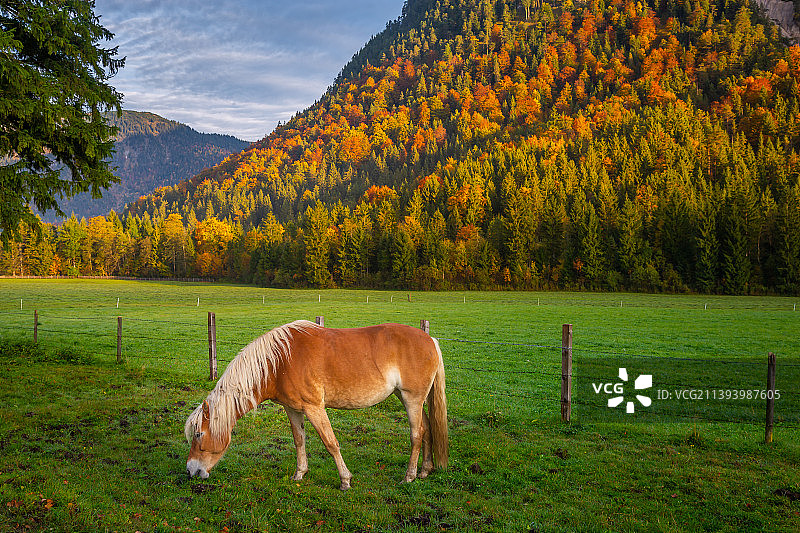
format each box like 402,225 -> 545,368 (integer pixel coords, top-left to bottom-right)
94,1 -> 403,142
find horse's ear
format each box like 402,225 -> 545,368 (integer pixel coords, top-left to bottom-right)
202,400 -> 210,421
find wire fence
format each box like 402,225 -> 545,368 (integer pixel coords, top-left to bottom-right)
2,288 -> 799,313
0,308 -> 798,437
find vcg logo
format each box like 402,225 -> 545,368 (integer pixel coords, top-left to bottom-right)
592,368 -> 653,414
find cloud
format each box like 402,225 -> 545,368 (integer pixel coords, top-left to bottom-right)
95,0 -> 402,141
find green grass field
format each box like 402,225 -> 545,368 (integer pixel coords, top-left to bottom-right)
0,279 -> 798,532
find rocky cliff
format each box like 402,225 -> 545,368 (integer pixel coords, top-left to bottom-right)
755,0 -> 800,42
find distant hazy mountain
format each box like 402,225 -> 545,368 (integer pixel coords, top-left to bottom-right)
41,110 -> 250,222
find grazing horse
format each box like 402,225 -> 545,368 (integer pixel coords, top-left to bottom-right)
185,320 -> 447,490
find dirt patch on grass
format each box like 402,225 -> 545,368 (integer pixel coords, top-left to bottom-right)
773,488 -> 800,501
190,483 -> 218,494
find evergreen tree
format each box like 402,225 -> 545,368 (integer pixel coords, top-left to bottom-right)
776,184 -> 800,293
303,203 -> 333,287
617,198 -> 644,281
0,0 -> 123,244
721,204 -> 751,295
391,228 -> 417,287
570,192 -> 605,289
695,200 -> 720,293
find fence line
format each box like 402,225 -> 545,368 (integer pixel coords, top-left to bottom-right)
574,347 -> 788,365
448,363 -> 561,376
7,288 -> 794,310
2,309 -> 796,368
2,290 -> 799,315
1,310 -> 797,440
437,337 -> 563,350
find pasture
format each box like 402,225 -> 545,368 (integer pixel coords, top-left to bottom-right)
0,279 -> 798,532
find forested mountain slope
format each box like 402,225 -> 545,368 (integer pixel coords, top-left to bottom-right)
7,0 -> 800,294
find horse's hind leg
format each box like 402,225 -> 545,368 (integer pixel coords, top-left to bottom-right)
396,390 -> 426,483
284,406 -> 308,481
417,408 -> 434,478
303,405 -> 353,490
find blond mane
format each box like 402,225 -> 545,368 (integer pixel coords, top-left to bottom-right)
184,320 -> 320,442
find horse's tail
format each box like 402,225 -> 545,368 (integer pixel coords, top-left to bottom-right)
428,337 -> 448,469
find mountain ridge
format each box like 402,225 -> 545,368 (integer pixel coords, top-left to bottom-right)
40,110 -> 250,222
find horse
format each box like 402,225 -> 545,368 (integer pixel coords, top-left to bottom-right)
184,320 -> 447,490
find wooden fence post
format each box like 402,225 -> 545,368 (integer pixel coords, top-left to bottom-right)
116,316 -> 123,364
561,324 -> 573,422
208,312 -> 217,380
420,319 -> 430,334
33,310 -> 38,343
315,316 -> 324,326
765,352 -> 776,444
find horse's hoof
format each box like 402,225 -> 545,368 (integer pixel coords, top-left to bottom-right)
339,481 -> 351,491
419,463 -> 433,478
292,470 -> 307,481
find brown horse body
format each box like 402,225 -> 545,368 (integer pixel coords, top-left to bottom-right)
185,320 -> 447,489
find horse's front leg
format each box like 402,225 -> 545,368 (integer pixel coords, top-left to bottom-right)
284,406 -> 308,481
304,405 -> 353,490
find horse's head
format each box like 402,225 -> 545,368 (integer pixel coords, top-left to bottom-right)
185,400 -> 231,479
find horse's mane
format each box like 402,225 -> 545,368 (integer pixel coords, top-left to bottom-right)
184,319 -> 320,442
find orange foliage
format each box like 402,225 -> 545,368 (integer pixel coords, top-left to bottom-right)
512,56 -> 527,76
578,11 -> 597,46
559,12 -> 574,34
647,81 -> 676,104
456,224 -> 481,243
472,83 -> 503,121
49,254 -> 63,276
559,66 -> 578,84
417,100 -> 431,126
412,129 -> 426,152
339,130 -> 371,165
737,76 -> 773,105
448,181 -> 487,224
417,174 -> 442,190
772,59 -> 789,78
196,252 -> 223,278
498,49 -> 511,74
788,46 -> 800,77
402,59 -> 416,83
433,122 -> 447,145
642,48 -> 666,78
362,185 -> 398,205
634,12 -> 657,49
572,114 -> 592,139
